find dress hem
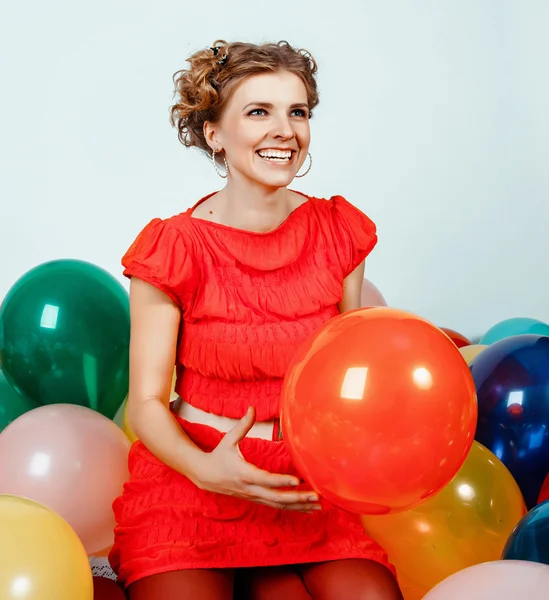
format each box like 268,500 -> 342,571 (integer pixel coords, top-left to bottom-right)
119,550 -> 394,589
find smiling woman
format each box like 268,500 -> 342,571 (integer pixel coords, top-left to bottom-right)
107,39 -> 402,600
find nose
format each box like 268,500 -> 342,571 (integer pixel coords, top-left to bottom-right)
271,112 -> 295,140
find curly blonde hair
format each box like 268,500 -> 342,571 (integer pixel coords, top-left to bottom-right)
169,40 -> 319,157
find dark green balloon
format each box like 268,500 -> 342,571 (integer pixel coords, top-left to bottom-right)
0,370 -> 39,433
0,259 -> 130,418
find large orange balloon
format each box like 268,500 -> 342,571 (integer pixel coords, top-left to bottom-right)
281,307 -> 478,515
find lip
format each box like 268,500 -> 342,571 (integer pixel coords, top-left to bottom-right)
256,148 -> 298,152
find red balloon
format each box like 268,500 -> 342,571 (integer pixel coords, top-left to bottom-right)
281,307 -> 478,515
538,473 -> 549,504
440,327 -> 472,348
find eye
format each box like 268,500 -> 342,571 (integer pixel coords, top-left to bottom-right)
248,108 -> 267,116
291,108 -> 309,118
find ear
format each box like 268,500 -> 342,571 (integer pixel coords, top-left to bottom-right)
203,121 -> 221,151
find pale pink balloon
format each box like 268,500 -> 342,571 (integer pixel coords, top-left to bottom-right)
0,404 -> 130,555
361,278 -> 388,307
424,560 -> 549,600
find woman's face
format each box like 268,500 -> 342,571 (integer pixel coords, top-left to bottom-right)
207,70 -> 311,189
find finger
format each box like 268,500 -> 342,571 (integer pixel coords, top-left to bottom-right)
241,463 -> 301,488
221,406 -> 256,447
257,500 -> 322,512
279,503 -> 322,512
244,484 -> 319,506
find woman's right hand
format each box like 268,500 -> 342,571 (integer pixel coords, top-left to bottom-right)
189,407 -> 322,513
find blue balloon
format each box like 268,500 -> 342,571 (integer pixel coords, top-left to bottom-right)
480,317 -> 549,345
502,499 -> 549,564
469,334 -> 549,508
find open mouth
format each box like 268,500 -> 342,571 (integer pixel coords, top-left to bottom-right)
256,149 -> 296,165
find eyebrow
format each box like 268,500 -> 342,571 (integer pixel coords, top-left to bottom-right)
243,102 -> 309,111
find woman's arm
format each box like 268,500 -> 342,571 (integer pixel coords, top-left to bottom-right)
338,260 -> 365,313
125,277 -> 206,478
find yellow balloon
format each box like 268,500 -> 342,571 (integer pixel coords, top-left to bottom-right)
121,400 -> 139,443
121,368 -> 178,443
459,344 -> 487,364
0,494 -> 93,599
398,571 -> 429,600
168,368 -> 178,401
362,442 -> 526,592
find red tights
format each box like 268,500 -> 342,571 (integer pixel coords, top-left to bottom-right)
94,560 -> 403,600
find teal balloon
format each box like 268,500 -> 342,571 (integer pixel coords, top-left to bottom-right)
0,259 -> 130,418
502,499 -> 549,564
480,318 -> 549,345
0,370 -> 39,433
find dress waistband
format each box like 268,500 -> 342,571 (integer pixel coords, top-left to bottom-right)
175,398 -> 282,442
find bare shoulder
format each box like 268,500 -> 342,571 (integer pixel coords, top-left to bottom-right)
189,192 -> 222,222
288,189 -> 311,210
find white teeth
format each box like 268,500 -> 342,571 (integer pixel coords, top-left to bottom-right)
257,150 -> 293,160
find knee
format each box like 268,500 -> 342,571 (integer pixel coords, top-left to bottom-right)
356,567 -> 402,600
302,559 -> 403,600
348,563 -> 402,600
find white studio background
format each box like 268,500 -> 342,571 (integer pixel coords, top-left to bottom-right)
0,0 -> 547,341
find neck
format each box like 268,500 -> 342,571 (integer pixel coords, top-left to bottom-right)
217,174 -> 295,233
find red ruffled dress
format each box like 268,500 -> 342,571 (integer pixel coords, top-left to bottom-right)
109,191 -> 393,587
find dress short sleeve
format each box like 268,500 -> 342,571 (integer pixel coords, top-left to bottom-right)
121,218 -> 193,305
331,196 -> 378,277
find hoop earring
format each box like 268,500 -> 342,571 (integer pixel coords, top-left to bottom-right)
295,152 -> 312,178
212,148 -> 229,179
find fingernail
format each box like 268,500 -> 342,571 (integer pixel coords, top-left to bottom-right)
308,495 -> 318,502
312,505 -> 322,511
289,479 -> 299,486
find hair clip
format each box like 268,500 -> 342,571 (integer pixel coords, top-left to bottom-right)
210,46 -> 228,66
